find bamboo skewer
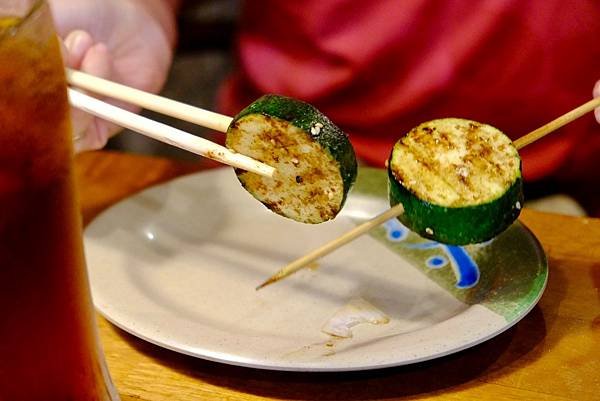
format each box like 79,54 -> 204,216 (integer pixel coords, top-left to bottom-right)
257,96 -> 600,289
513,97 -> 600,149
256,203 -> 406,290
68,88 -> 275,178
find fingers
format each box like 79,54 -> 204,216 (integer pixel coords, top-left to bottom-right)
64,31 -> 97,150
63,31 -> 120,152
64,30 -> 94,68
594,80 -> 600,124
74,42 -> 119,152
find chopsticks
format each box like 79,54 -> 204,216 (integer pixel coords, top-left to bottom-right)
257,96 -> 600,290
66,69 -> 275,178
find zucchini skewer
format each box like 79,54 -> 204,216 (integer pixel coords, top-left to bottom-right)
226,95 -> 357,224
388,118 -> 522,245
258,96 -> 600,289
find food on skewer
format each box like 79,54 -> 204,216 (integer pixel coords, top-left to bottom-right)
256,97 -> 598,289
387,118 -> 523,245
226,94 -> 357,224
226,94 -> 521,245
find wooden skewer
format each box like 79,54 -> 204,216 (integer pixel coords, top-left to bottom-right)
513,96 -> 600,150
257,96 -> 600,289
68,88 -> 276,178
66,68 -> 233,133
255,203 -> 406,290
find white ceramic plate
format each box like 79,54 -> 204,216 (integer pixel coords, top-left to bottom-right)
85,168 -> 547,371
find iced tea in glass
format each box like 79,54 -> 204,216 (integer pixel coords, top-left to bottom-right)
0,1 -> 119,399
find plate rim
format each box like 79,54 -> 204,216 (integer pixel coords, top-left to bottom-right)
86,167 -> 548,372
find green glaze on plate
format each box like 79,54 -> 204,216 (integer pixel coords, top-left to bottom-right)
352,167 -> 548,322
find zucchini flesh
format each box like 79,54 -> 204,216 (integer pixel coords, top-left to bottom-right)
226,95 -> 357,224
388,118 -> 523,245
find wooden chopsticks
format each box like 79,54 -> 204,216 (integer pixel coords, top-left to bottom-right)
66,69 -> 275,178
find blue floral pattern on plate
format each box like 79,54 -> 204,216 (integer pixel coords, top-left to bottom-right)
383,219 -> 481,289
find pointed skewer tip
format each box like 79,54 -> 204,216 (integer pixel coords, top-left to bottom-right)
255,277 -> 276,291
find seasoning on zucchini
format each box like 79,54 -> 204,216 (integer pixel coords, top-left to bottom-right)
226,94 -> 357,224
388,118 -> 523,245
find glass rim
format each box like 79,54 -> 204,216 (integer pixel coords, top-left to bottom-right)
1,0 -> 45,38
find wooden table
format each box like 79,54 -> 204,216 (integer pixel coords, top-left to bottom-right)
75,151 -> 600,401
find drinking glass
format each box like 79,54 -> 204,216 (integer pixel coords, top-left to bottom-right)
0,1 -> 120,399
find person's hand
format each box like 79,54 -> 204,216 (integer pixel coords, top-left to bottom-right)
594,80 -> 600,124
49,0 -> 178,152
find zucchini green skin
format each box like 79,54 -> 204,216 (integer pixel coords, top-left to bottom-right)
388,162 -> 524,245
231,94 -> 357,202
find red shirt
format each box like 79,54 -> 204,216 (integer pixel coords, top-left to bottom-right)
219,0 -> 600,185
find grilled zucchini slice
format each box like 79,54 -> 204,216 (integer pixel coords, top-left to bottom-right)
388,118 -> 523,245
226,94 -> 357,224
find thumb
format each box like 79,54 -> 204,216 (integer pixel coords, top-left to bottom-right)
64,29 -> 94,68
